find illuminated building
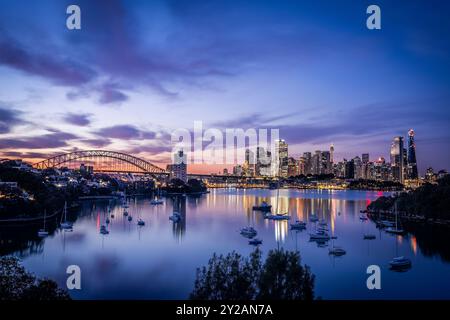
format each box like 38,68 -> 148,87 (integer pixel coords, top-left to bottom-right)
390,136 -> 404,183
407,129 -> 418,179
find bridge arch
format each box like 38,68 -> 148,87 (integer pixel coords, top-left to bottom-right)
32,150 -> 166,174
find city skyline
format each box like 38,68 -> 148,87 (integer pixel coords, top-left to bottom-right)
0,0 -> 449,174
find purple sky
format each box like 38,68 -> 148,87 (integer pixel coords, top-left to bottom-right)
0,0 -> 449,173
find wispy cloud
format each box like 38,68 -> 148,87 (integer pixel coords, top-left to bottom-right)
63,112 -> 92,126
0,131 -> 78,149
0,105 -> 24,133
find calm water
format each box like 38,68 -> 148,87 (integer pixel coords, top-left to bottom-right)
3,189 -> 450,299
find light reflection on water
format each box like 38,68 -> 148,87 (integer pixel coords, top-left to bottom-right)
3,188 -> 450,300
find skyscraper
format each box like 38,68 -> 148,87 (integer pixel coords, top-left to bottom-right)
390,136 -> 404,183
274,139 -> 288,177
407,129 -> 418,179
167,150 -> 187,182
362,153 -> 369,164
330,144 -> 334,164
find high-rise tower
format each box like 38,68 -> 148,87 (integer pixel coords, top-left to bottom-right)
390,136 -> 404,183
407,129 -> 418,179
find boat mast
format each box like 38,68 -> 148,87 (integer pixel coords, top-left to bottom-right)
395,201 -> 398,230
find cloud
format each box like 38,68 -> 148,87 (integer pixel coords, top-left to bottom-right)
0,131 -> 78,149
0,105 -> 24,133
98,83 -> 128,104
93,125 -> 156,140
63,113 -> 92,126
0,151 -> 51,159
80,138 -> 111,148
0,36 -> 96,87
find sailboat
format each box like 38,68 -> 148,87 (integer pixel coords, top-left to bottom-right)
60,201 -> 73,230
329,236 -> 346,256
122,190 -> 129,208
150,189 -> 164,205
37,209 -> 49,237
389,234 -> 411,270
265,184 -> 290,220
385,201 -> 404,234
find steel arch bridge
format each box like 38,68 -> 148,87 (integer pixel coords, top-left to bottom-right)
32,150 -> 167,174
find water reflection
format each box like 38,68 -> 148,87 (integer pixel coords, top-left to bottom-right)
0,189 -> 449,299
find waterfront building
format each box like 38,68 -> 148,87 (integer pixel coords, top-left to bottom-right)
330,144 -> 334,164
390,136 -> 404,183
344,159 -> 355,179
353,156 -> 362,179
243,149 -> 255,177
333,161 -> 346,178
167,150 -> 187,182
407,129 -> 419,179
362,153 -> 369,164
302,152 -> 312,175
312,150 -> 321,175
233,164 -> 243,176
273,139 -> 288,177
287,157 -> 299,177
320,151 -> 332,174
425,167 -> 436,182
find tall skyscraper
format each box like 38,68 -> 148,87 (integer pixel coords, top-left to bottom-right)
320,151 -> 331,174
302,152 -> 312,175
407,129 -> 418,179
362,153 -> 369,164
167,150 -> 187,182
390,136 -> 404,183
330,144 -> 334,164
244,148 -> 255,176
274,139 -> 288,177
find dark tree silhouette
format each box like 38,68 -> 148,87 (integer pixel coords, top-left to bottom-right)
0,257 -> 70,300
190,248 -> 314,300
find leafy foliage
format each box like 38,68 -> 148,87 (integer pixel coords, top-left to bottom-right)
368,175 -> 450,220
0,256 -> 70,300
190,248 -> 314,300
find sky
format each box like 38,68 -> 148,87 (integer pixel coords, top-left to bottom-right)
0,0 -> 449,174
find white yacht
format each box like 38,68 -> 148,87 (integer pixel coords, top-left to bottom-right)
329,246 -> 346,256
389,256 -> 412,269
169,212 -> 181,222
240,226 -> 257,238
100,225 -> 109,235
249,238 -> 263,245
318,219 -> 327,226
37,210 -> 49,238
252,201 -> 272,212
385,203 -> 404,234
309,232 -> 330,241
290,220 -> 307,229
60,202 -> 73,230
266,213 -> 290,220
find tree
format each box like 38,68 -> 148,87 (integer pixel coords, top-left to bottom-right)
190,248 -> 314,300
257,249 -> 314,300
0,257 -> 70,300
